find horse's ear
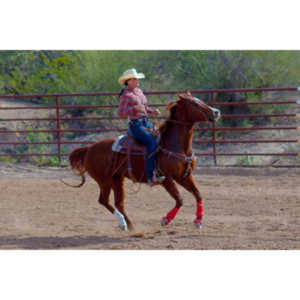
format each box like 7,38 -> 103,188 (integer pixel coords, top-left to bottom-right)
185,89 -> 191,96
177,93 -> 185,100
166,101 -> 177,111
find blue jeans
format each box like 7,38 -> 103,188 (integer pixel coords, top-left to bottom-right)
128,117 -> 157,181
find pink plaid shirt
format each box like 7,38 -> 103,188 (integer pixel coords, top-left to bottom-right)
118,87 -> 154,121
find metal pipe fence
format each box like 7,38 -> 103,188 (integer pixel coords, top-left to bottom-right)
0,87 -> 300,166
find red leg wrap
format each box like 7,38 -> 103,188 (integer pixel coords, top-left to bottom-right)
196,201 -> 203,219
166,206 -> 179,220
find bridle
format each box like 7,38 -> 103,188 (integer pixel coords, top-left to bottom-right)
167,103 -> 212,126
166,110 -> 210,126
158,109 -> 211,181
166,119 -> 194,126
157,99 -> 215,180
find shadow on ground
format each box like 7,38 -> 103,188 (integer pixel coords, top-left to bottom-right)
0,235 -> 137,250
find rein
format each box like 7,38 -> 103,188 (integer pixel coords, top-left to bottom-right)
158,118 -> 199,180
166,119 -> 193,126
166,107 -> 209,125
158,146 -> 195,180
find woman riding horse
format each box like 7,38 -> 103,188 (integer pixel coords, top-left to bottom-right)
65,89 -> 221,231
118,68 -> 165,186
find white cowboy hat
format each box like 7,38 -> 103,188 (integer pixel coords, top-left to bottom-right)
118,68 -> 145,85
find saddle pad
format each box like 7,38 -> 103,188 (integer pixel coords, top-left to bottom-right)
112,135 -> 146,155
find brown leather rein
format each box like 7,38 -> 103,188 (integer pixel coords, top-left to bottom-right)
158,147 -> 195,180
157,118 -> 198,180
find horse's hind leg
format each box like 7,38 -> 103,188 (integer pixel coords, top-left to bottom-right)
112,175 -> 134,231
98,184 -> 114,213
161,177 -> 184,226
98,183 -> 127,231
177,175 -> 203,228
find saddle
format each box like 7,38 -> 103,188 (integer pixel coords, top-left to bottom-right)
112,134 -> 146,155
111,133 -> 193,182
112,133 -> 160,182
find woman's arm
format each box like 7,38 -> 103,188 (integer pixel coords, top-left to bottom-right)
118,95 -> 136,118
146,105 -> 160,115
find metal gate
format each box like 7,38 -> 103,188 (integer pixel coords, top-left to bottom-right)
0,87 -> 299,166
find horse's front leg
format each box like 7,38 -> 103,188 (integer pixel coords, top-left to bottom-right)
177,175 -> 204,228
161,177 -> 184,226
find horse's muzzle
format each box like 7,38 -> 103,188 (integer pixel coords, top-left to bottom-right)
211,107 -> 221,121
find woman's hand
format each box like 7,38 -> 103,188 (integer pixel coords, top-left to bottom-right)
151,109 -> 161,115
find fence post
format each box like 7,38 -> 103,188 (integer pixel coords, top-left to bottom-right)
210,92 -> 217,166
55,96 -> 62,164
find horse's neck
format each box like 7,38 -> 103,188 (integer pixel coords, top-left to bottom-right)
160,122 -> 194,155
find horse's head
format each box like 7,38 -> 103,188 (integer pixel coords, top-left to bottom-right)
167,90 -> 221,124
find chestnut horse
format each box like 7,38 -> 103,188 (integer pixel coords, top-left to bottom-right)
64,91 -> 221,231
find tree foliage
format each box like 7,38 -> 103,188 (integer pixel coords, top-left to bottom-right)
0,51 -> 81,104
170,50 -> 300,89
2,50 -> 300,164
2,50 -> 300,95
1,50 -> 300,115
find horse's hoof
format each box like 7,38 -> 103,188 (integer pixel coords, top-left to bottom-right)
194,219 -> 202,229
194,222 -> 202,229
120,224 -> 128,231
161,217 -> 170,226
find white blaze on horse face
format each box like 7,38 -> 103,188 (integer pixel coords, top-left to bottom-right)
194,97 -> 221,121
210,106 -> 221,121
114,210 -> 127,230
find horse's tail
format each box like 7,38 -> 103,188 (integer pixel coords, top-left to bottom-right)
61,146 -> 88,188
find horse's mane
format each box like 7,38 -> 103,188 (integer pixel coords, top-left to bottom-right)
158,100 -> 178,135
159,92 -> 197,134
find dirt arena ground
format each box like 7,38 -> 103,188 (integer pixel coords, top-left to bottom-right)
0,163 -> 299,250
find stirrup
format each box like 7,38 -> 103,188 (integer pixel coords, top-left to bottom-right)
147,180 -> 154,187
147,175 -> 165,187
154,175 -> 165,183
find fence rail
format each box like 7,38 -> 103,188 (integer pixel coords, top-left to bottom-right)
1,87 -> 300,166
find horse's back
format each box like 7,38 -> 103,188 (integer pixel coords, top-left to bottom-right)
84,137 -> 116,171
90,137 -> 116,150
